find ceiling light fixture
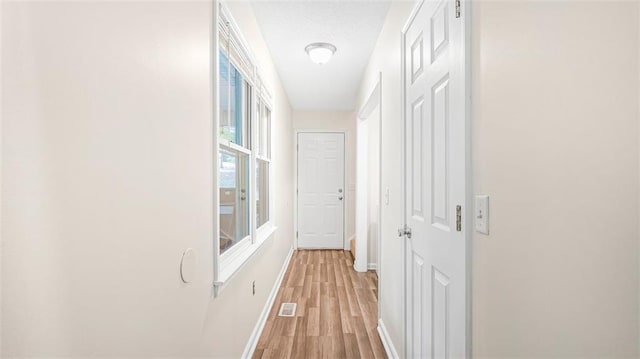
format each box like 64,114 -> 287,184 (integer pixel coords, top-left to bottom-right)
305,42 -> 337,65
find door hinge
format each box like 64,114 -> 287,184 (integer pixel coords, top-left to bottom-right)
456,205 -> 462,231
455,0 -> 461,18
296,231 -> 299,238
398,225 -> 412,239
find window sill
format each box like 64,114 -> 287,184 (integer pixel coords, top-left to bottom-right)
214,224 -> 277,295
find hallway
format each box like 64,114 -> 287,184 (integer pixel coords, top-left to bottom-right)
253,250 -> 386,358
5,0 -> 640,357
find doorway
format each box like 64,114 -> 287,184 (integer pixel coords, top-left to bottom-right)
296,132 -> 346,249
355,76 -> 382,275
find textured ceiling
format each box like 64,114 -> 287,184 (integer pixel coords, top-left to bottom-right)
251,1 -> 390,110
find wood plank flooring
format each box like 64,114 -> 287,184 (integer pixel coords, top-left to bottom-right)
253,250 -> 386,359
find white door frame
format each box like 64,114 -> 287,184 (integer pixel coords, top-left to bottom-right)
401,0 -> 472,356
355,73 -> 382,275
293,130 -> 349,250
356,72 -> 383,318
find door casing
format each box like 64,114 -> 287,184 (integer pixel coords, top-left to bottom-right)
356,74 -> 382,274
357,73 -> 384,329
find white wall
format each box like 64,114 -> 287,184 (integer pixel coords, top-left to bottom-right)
472,1 -> 639,357
0,1 -> 4,353
1,1 -> 293,357
293,110 -> 356,245
360,1 -> 640,357
355,1 -> 414,356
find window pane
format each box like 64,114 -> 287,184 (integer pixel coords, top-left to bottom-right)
243,82 -> 251,148
219,51 -> 230,137
256,102 -> 271,158
264,107 -> 271,158
219,51 -> 246,146
259,104 -> 266,157
219,148 -> 250,254
256,159 -> 269,228
255,100 -> 261,154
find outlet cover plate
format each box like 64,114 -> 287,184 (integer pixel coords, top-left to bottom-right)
474,195 -> 489,235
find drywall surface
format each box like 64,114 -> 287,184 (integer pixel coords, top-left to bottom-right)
0,1 -> 3,354
293,110 -> 357,245
355,1 -> 414,356
472,1 -> 639,357
1,1 -> 293,357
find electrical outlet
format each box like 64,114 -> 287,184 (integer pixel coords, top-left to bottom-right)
252,281 -> 256,295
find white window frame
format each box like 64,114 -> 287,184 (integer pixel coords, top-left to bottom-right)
255,97 -> 273,234
213,2 -> 276,295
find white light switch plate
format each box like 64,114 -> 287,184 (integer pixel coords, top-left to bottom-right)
475,195 -> 489,235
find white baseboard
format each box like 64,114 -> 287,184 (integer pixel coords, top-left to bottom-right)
367,263 -> 377,271
241,246 -> 294,359
378,319 -> 400,359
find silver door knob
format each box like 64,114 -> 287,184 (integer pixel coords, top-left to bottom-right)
338,196 -> 343,200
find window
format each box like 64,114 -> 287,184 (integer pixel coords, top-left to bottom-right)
256,100 -> 271,228
215,5 -> 275,290
218,49 -> 252,255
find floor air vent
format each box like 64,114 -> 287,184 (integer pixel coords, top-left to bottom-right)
278,302 -> 297,317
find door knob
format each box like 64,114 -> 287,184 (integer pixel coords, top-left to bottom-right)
398,226 -> 412,239
338,196 -> 343,200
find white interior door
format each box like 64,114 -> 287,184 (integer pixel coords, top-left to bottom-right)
403,0 -> 468,357
297,132 -> 345,249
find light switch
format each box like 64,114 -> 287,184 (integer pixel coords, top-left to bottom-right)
474,195 -> 489,235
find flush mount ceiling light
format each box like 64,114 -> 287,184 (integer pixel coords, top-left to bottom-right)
305,42 -> 337,65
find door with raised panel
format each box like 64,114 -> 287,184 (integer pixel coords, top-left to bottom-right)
403,0 -> 468,357
297,132 -> 345,249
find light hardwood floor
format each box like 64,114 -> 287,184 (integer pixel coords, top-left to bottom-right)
252,250 -> 387,359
